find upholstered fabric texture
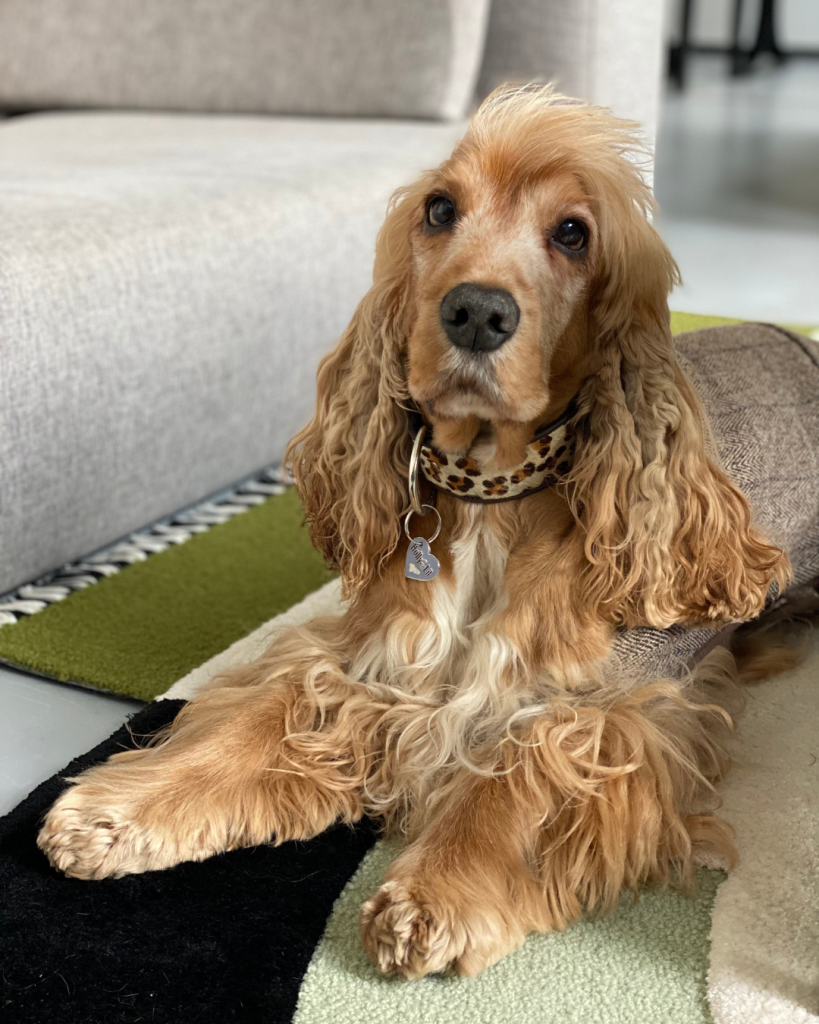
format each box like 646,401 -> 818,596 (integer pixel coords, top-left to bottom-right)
0,0 -> 490,119
477,0 -> 665,144
612,324 -> 819,680
0,111 -> 462,595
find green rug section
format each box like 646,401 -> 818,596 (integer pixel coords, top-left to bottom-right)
294,840 -> 722,1024
0,489 -> 333,701
670,311 -> 741,334
669,310 -> 816,336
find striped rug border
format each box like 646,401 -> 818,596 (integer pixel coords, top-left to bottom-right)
0,465 -> 290,628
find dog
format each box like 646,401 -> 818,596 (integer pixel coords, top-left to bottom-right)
38,85 -> 795,981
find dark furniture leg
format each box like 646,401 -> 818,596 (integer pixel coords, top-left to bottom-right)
669,0 -> 695,89
730,0 -> 751,75
749,0 -> 786,63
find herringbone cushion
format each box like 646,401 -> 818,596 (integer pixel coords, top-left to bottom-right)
612,323 -> 819,677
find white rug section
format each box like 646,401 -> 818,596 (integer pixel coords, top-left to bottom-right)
157,589 -> 819,1019
159,579 -> 345,703
708,633 -> 819,1024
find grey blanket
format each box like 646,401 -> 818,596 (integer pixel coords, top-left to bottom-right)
612,323 -> 819,677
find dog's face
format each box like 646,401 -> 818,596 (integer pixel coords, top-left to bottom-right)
406,155 -> 599,431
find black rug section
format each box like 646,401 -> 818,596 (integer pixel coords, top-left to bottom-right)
0,699 -> 378,1024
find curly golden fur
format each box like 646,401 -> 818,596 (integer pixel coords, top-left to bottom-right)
39,85 -> 790,980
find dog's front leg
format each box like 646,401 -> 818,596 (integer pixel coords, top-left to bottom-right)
359,767 -> 549,980
38,620 -> 376,880
359,652 -> 739,980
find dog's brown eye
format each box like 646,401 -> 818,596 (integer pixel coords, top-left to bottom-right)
426,195 -> 457,229
553,219 -> 588,253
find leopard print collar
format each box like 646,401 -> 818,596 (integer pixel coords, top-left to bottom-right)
418,404 -> 577,504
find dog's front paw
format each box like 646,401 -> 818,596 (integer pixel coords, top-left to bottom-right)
37,783 -> 159,880
360,879 -> 470,980
360,868 -> 533,980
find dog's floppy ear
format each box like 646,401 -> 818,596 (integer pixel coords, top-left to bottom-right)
286,190 -> 417,599
568,200 -> 789,628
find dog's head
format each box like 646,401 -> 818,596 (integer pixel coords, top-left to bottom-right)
402,89 -> 671,448
289,85 -> 787,624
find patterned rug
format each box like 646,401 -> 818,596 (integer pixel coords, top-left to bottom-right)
3,580 -> 816,1024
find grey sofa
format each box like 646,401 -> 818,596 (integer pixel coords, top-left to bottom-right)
0,0 -> 664,597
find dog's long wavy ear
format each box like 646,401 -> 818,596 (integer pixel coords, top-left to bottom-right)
285,190 -> 418,599
568,191 -> 789,629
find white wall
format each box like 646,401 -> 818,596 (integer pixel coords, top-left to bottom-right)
664,0 -> 819,49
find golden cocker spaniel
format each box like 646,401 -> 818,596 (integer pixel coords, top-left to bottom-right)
39,86 -> 789,980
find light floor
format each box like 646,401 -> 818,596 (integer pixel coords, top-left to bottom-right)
655,56 -> 819,325
3,55 -> 819,819
0,665 -> 141,816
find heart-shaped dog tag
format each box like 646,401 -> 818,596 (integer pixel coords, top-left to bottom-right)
405,536 -> 440,582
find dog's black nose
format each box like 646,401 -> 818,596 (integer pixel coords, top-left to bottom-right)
439,283 -> 520,353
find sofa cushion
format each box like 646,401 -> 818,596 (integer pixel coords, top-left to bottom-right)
0,0 -> 490,121
0,111 -> 462,596
477,0 -> 665,143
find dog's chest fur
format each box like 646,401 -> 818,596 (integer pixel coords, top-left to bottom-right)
353,504 -> 518,702
438,503 -> 509,648
388,506 -> 522,704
